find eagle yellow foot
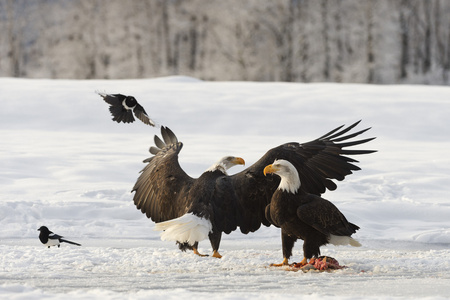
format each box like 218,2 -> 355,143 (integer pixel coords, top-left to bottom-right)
212,250 -> 222,258
193,248 -> 209,257
290,257 -> 309,268
270,257 -> 289,267
298,257 -> 308,266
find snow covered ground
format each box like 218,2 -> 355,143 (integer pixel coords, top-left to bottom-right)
1,77 -> 449,299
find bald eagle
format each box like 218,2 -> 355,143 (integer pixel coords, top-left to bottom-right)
263,159 -> 361,266
132,121 -> 375,257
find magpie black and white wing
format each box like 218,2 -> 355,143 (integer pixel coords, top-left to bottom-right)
133,103 -> 155,126
97,92 -> 134,123
48,232 -> 63,241
97,92 -> 155,126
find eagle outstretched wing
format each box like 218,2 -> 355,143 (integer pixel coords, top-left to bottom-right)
230,120 -> 376,234
132,127 -> 194,223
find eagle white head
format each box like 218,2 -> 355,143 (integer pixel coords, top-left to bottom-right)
206,156 -> 245,174
263,159 -> 301,194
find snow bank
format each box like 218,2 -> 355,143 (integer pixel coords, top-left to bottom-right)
1,77 -> 449,299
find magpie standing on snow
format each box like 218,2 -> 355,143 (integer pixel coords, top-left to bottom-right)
97,92 -> 156,126
37,226 -> 81,248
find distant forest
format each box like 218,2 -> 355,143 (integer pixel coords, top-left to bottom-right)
1,0 -> 449,84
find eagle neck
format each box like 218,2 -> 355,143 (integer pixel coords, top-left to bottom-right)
278,172 -> 301,194
205,163 -> 227,175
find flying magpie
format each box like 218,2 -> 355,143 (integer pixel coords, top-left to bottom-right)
97,92 -> 155,126
37,226 -> 81,248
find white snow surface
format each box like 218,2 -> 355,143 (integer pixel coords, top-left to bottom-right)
1,77 -> 450,299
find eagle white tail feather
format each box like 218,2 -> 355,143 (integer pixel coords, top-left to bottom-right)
329,235 -> 362,247
154,213 -> 212,246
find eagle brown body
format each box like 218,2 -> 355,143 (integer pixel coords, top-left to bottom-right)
264,159 -> 361,266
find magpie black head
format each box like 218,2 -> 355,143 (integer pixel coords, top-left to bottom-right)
124,96 -> 138,108
37,226 -> 51,234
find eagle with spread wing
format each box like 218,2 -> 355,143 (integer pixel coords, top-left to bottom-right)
132,121 -> 375,257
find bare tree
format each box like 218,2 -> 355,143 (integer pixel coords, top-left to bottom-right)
321,0 -> 330,81
366,1 -> 375,83
5,0 -> 21,77
399,0 -> 413,80
0,0 -> 449,84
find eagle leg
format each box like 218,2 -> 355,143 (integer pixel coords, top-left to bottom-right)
270,257 -> 289,267
212,250 -> 222,258
209,230 -> 222,259
298,256 -> 308,266
193,247 -> 209,257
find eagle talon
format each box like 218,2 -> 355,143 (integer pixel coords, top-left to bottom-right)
290,257 -> 309,268
212,250 -> 222,258
299,257 -> 308,266
193,248 -> 209,257
270,263 -> 287,267
271,257 -> 289,267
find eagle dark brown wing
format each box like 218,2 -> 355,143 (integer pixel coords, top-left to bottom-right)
132,127 -> 195,223
230,120 -> 375,234
296,194 -> 359,237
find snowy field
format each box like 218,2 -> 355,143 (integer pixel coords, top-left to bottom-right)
1,77 -> 449,299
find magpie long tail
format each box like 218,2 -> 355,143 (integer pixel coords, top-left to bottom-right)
61,239 -> 81,246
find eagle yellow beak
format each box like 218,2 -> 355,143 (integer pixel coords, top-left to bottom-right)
234,157 -> 245,166
263,164 -> 277,176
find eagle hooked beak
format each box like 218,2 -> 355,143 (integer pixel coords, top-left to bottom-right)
263,164 -> 279,176
234,157 -> 245,166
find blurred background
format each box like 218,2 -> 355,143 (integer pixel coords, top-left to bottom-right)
1,0 -> 449,84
